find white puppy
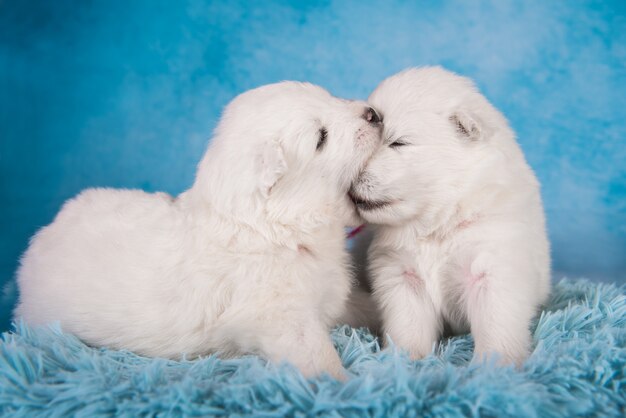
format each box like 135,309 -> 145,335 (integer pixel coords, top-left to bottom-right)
350,67 -> 550,365
15,81 -> 383,378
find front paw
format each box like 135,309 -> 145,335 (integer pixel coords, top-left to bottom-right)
473,342 -> 529,368
407,346 -> 432,361
384,329 -> 438,361
319,364 -> 348,381
295,353 -> 347,380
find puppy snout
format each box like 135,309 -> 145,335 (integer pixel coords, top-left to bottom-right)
363,107 -> 382,125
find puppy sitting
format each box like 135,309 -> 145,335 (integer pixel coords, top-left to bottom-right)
15,82 -> 383,378
350,67 -> 550,365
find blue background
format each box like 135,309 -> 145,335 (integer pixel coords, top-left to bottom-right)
1,0 -> 625,330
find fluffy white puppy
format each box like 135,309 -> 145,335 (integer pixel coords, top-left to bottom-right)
15,81 -> 383,378
350,67 -> 550,365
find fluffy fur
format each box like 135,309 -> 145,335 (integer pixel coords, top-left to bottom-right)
1,279 -> 624,417
350,67 -> 551,365
14,81 -> 383,378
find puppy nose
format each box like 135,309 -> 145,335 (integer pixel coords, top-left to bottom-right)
364,107 -> 382,124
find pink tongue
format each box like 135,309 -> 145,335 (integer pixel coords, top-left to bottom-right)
346,224 -> 366,239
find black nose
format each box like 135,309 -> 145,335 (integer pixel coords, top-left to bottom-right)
364,107 -> 382,124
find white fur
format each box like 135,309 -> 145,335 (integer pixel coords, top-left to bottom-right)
15,81 -> 383,378
351,67 -> 550,365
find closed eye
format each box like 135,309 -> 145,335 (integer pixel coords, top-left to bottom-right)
316,127 -> 328,151
389,138 -> 409,148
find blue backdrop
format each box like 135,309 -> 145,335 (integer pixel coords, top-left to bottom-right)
1,0 -> 625,330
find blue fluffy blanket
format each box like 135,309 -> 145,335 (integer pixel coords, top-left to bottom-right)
0,279 -> 624,417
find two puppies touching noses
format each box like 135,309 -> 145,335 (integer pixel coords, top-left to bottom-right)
15,67 -> 550,378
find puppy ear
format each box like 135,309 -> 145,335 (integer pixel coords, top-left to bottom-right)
449,110 -> 482,142
258,140 -> 287,198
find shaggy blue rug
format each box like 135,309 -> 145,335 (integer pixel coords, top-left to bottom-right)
0,278 -> 624,417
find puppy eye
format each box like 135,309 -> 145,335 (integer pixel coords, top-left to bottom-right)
316,127 -> 328,151
389,139 -> 408,148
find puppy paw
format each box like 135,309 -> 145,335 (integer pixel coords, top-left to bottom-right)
407,346 -> 432,361
473,342 -> 529,368
321,365 -> 348,381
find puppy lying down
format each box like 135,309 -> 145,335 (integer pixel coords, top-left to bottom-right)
15,82 -> 383,378
350,67 -> 550,365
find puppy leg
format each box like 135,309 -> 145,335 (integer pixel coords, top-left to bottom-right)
464,253 -> 534,366
375,272 -> 441,359
261,321 -> 345,380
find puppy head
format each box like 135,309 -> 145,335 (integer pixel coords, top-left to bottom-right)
193,81 -> 383,227
350,67 -> 520,230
